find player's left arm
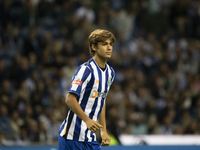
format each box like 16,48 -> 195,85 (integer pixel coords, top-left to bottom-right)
98,102 -> 110,146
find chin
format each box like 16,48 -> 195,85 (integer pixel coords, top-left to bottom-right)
106,57 -> 111,59
106,55 -> 112,58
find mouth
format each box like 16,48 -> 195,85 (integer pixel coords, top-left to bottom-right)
106,52 -> 112,55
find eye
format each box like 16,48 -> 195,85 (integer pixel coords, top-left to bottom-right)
102,42 -> 107,45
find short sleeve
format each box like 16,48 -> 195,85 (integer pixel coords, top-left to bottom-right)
68,65 -> 91,97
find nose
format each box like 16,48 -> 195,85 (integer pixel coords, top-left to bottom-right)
107,44 -> 112,50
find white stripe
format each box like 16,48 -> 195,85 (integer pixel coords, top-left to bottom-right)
107,65 -> 112,92
94,134 -> 96,141
71,84 -> 78,91
93,70 -> 105,122
78,121 -> 87,141
67,114 -> 77,140
87,130 -> 92,142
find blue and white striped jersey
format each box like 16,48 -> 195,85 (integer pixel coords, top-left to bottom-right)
59,58 -> 115,142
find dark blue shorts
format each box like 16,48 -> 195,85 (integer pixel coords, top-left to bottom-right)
58,135 -> 101,150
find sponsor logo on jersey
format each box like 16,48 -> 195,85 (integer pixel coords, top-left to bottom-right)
72,75 -> 82,85
95,80 -> 99,83
72,80 -> 82,85
91,90 -> 98,98
90,90 -> 107,99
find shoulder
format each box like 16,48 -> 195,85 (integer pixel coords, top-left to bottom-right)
107,64 -> 115,74
77,60 -> 93,75
110,66 -> 115,74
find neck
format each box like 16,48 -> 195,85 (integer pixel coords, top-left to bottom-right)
93,55 -> 106,68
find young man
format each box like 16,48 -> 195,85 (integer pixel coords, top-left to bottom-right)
58,29 -> 116,150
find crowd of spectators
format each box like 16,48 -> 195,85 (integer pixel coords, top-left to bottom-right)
0,0 -> 200,146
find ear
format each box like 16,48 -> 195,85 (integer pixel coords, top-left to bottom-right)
92,44 -> 97,51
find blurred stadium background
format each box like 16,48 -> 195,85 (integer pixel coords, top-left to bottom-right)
0,0 -> 200,149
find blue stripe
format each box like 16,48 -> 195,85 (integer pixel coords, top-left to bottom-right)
84,128 -> 89,142
65,110 -> 74,138
91,131 -> 95,142
105,67 -> 109,94
73,65 -> 94,141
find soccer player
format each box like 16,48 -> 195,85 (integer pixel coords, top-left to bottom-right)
58,29 -> 116,150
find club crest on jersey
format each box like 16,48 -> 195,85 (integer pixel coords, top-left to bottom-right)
107,77 -> 112,86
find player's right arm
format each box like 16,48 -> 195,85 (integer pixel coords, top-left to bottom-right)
65,92 -> 103,133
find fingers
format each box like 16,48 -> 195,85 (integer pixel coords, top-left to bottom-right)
89,125 -> 100,133
101,140 -> 110,146
97,123 -> 103,128
89,126 -> 97,133
94,122 -> 103,129
86,119 -> 103,133
89,122 -> 103,133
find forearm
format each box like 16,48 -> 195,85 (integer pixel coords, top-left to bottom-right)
65,93 -> 90,122
99,103 -> 111,146
98,103 -> 107,132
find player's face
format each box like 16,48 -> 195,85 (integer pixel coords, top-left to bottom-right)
95,38 -> 114,60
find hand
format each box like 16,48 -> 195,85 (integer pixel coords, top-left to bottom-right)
101,132 -> 111,146
85,119 -> 103,133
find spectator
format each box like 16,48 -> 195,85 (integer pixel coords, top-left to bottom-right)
10,110 -> 24,136
0,60 -> 9,83
0,79 -> 14,100
130,113 -> 148,135
76,0 -> 95,23
0,104 -> 14,139
49,114 -> 61,142
28,119 -> 39,142
16,125 -> 30,146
